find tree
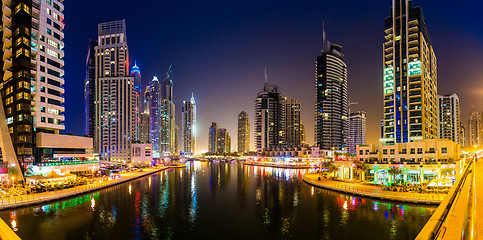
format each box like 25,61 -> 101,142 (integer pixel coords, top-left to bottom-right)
388,167 -> 403,184
358,162 -> 370,182
67,132 -> 74,136
325,162 -> 339,178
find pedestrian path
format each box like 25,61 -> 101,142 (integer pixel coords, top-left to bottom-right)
303,174 -> 445,204
0,166 -> 170,211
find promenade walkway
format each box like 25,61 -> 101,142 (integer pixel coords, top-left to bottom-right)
303,174 -> 445,204
0,166 -> 170,211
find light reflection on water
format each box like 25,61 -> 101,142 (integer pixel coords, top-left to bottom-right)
0,162 -> 436,240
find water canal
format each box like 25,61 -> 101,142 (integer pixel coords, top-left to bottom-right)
0,161 -> 436,239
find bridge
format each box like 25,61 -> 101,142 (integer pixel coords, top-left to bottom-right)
416,153 -> 482,240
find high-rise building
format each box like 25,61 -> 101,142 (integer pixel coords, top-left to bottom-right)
460,124 -> 466,147
140,86 -> 150,143
159,66 -> 176,156
174,125 -> 179,155
284,98 -> 301,147
181,94 -> 196,154
438,94 -> 461,145
131,62 -> 142,142
255,81 -> 285,154
0,0 -> 65,170
468,112 -> 483,146
381,0 -> 438,145
315,27 -> 348,150
348,111 -> 367,155
148,76 -> 161,158
237,111 -> 250,153
85,40 -> 98,139
300,124 -> 306,145
95,20 -> 134,163
217,128 -> 231,153
209,122 -> 219,153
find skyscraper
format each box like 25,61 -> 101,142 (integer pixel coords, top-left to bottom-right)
254,81 -> 285,154
181,94 -> 196,154
284,98 -> 301,147
315,27 -> 348,150
0,0 -> 65,172
209,122 -> 219,153
237,111 -> 250,153
217,128 -> 231,153
348,111 -> 367,155
300,124 -> 306,145
95,20 -> 134,163
159,66 -> 176,156
381,0 -> 438,145
140,86 -> 150,143
131,62 -> 142,142
148,76 -> 161,158
468,112 -> 483,146
438,94 -> 461,145
85,40 -> 98,139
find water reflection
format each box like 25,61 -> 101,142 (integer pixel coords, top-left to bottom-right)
0,162 -> 436,240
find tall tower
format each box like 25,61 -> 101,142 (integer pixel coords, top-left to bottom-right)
284,97 -> 301,147
348,111 -> 367,155
237,111 -> 250,153
0,0 -> 66,170
254,81 -> 285,155
381,0 -> 437,145
159,65 -> 176,156
315,26 -> 348,150
181,94 -> 196,154
217,128 -> 231,153
209,122 -> 219,153
95,20 -> 134,163
438,94 -> 461,145
140,86 -> 150,143
85,40 -> 98,139
468,112 -> 482,146
148,76 -> 161,158
131,62 -> 142,142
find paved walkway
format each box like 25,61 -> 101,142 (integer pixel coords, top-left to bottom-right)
303,174 -> 445,204
0,166 -> 170,211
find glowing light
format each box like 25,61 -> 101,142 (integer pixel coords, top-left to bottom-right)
343,201 -> 348,210
129,185 -> 132,195
91,198 -> 95,210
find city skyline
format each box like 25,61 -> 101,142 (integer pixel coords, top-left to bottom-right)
63,0 -> 483,152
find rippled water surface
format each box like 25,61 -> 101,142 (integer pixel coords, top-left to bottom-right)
0,162 -> 436,239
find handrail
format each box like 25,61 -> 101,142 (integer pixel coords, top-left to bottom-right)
0,216 -> 21,240
416,157 -> 474,239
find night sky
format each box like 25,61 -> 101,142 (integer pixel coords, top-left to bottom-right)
63,0 -> 483,152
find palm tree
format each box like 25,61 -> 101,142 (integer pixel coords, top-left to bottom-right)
388,167 -> 403,184
359,162 -> 369,182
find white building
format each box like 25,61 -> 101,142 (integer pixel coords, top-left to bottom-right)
131,143 -> 153,166
348,111 -> 366,155
438,94 -> 462,145
95,20 -> 134,164
181,94 -> 196,154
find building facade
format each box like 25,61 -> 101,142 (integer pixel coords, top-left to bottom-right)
181,94 -> 196,154
209,122 -> 218,153
148,76 -> 161,157
95,20 -> 134,163
0,0 -> 66,170
348,111 -> 366,155
284,98 -> 301,147
254,82 -> 285,154
131,62 -> 142,142
140,86 -> 150,143
217,128 -> 231,153
237,111 -> 250,153
84,40 -> 97,140
315,28 -> 348,151
468,112 -> 483,146
438,94 -> 461,145
300,124 -> 306,145
159,66 -> 176,156
381,0 -> 438,145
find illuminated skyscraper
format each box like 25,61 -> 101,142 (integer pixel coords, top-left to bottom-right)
348,111 -> 366,155
468,112 -> 483,146
284,98 -> 301,147
148,76 -> 161,158
209,122 -> 219,153
85,40 -> 97,140
315,27 -> 348,150
95,20 -> 134,163
181,94 -> 196,154
300,124 -> 306,145
131,62 -> 142,142
381,0 -> 438,145
140,86 -> 150,143
217,128 -> 231,153
159,66 -> 176,156
237,111 -> 250,153
438,94 -> 461,145
254,81 -> 285,154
